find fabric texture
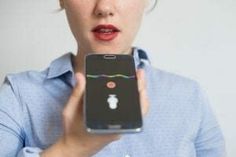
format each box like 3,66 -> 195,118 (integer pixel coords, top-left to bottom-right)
0,48 -> 225,157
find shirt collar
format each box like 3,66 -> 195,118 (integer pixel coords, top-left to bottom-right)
132,47 -> 151,69
46,53 -> 74,79
46,47 -> 151,84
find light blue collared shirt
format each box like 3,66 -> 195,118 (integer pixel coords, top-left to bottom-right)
0,48 -> 225,157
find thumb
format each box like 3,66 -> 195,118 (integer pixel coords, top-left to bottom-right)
63,72 -> 86,119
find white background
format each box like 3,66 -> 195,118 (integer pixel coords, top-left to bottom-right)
0,0 -> 235,156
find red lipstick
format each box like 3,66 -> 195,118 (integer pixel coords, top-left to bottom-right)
92,24 -> 120,41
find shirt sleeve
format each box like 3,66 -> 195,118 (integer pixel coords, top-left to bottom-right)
194,85 -> 226,157
0,76 -> 42,157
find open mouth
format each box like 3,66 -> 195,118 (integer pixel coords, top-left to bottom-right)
92,24 -> 120,41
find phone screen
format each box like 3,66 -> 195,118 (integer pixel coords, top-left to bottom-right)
85,54 -> 142,131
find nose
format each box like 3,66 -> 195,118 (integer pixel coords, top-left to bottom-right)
94,0 -> 115,17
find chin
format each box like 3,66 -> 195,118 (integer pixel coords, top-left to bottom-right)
89,46 -> 127,54
88,46 -> 131,54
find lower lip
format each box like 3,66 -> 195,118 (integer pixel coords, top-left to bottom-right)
93,31 -> 119,41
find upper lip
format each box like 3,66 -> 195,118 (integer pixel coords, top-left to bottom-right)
92,24 -> 120,32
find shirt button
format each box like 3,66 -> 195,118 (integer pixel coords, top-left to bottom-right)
125,155 -> 131,157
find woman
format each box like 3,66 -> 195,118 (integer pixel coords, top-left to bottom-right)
0,0 -> 225,157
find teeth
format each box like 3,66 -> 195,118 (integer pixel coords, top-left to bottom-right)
99,28 -> 113,33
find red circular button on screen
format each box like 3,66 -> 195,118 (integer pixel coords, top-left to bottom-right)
107,81 -> 116,89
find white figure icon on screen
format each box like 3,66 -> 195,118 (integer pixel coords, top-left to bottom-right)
107,94 -> 119,110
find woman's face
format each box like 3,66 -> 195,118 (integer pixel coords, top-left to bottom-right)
62,0 -> 148,54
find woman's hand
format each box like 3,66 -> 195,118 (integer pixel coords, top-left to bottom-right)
41,69 -> 149,157
137,69 -> 149,116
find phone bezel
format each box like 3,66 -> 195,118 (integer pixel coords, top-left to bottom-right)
84,54 -> 143,134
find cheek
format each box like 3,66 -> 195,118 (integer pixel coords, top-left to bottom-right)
64,1 -> 92,34
123,1 -> 145,24
64,0 -> 92,22
122,2 -> 145,34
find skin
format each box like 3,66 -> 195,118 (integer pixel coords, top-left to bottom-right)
63,0 -> 148,73
41,0 -> 149,157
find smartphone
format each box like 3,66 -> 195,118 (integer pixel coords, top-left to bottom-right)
84,54 -> 143,133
